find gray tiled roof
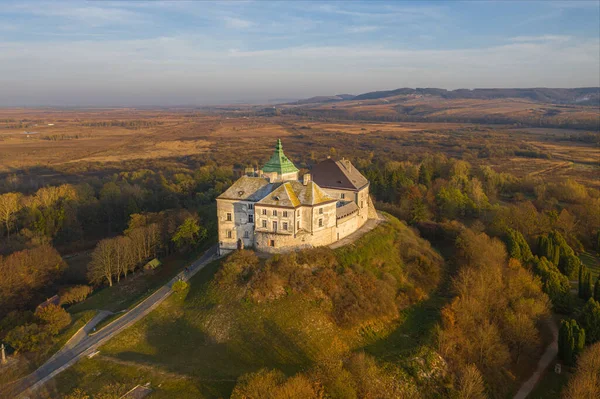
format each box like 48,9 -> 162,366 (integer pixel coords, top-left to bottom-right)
217,176 -> 275,201
257,180 -> 335,207
311,158 -> 369,191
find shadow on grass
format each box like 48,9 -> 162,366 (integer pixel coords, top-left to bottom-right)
361,293 -> 448,362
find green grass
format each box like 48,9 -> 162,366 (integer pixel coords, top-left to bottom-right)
51,218 -> 447,399
580,251 -> 600,280
68,242 -> 212,314
528,367 -> 570,399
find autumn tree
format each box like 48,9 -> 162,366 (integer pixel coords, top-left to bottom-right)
59,285 -> 93,305
0,192 -> 23,237
35,303 -> 71,334
562,342 -> 600,399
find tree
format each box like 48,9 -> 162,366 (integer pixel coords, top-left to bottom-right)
171,217 -> 206,250
35,303 -> 71,334
562,342 -> 600,399
5,323 -> 48,353
0,244 -> 66,316
88,238 -> 116,286
580,298 -> 600,344
594,277 -> 600,302
59,285 -> 93,305
456,364 -> 487,399
0,192 -> 23,237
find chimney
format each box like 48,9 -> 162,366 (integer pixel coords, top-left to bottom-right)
303,173 -> 311,185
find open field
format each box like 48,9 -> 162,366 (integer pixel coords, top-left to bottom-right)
1,108 -> 598,193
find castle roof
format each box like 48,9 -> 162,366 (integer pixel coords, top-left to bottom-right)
262,139 -> 299,175
257,180 -> 335,208
217,176 -> 275,201
311,158 -> 369,191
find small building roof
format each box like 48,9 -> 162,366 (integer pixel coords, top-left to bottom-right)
262,139 -> 299,175
217,176 -> 275,201
311,158 -> 369,191
36,295 -> 60,311
257,180 -> 335,208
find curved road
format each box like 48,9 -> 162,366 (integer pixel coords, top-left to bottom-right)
2,246 -> 217,399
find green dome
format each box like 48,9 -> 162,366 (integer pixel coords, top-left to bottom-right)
262,139 -> 299,175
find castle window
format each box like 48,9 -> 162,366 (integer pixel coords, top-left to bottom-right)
318,218 -> 323,227
248,204 -> 253,210
283,211 -> 288,217
248,214 -> 253,223
297,210 -> 300,216
273,210 -> 278,216
262,209 -> 267,215
262,220 -> 267,228
226,213 -> 232,221
297,221 -> 300,229
319,208 -> 323,214
283,222 -> 288,230
361,201 -> 364,208
273,221 -> 278,231
341,193 -> 345,199
269,240 -> 275,247
244,231 -> 249,238
227,230 -> 232,238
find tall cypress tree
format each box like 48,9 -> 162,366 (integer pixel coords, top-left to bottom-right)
579,265 -> 585,298
584,271 -> 594,300
572,321 -> 585,357
594,277 -> 600,302
552,245 -> 561,267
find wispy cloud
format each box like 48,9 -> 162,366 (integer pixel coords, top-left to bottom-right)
510,35 -> 572,43
346,25 -> 379,34
223,16 -> 254,29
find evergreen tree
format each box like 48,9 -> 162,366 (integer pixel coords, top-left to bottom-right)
594,277 -> 600,302
579,265 -> 584,298
572,321 -> 586,356
552,245 -> 561,267
584,272 -> 594,300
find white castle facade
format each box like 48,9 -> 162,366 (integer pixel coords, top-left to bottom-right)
217,140 -> 374,254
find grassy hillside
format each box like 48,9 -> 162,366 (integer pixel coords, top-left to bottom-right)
49,215 -> 448,398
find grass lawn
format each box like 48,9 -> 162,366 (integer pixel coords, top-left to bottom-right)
68,241 -> 213,314
580,251 -> 600,280
528,366 -> 570,399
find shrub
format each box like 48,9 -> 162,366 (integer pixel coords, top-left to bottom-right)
5,323 -> 49,353
172,280 -> 189,294
35,303 -> 71,334
59,285 -> 93,305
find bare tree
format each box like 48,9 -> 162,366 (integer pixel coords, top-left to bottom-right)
88,239 -> 116,286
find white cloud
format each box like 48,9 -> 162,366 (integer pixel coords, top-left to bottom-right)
224,16 -> 254,29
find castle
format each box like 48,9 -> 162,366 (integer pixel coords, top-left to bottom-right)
217,139 -> 374,254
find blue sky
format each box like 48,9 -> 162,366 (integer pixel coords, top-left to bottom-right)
1,0 -> 599,106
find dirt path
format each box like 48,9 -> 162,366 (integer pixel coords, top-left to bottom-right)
513,318 -> 559,399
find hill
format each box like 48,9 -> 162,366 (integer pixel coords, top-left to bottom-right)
292,87 -> 600,105
49,215 -> 447,398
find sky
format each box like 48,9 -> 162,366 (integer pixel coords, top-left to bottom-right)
1,0 -> 599,106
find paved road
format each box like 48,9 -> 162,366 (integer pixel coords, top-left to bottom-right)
2,245 -> 218,399
513,318 -> 559,399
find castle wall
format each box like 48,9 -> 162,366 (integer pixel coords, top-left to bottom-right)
217,199 -> 255,252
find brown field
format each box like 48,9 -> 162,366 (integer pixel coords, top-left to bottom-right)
0,107 -> 598,190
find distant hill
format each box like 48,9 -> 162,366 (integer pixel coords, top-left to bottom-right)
292,87 -> 600,106
292,93 -> 356,105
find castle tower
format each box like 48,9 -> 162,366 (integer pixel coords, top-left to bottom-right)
261,139 -> 299,182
